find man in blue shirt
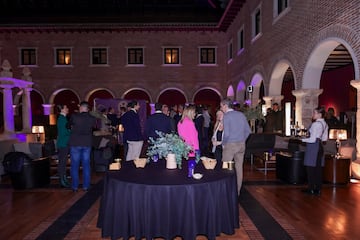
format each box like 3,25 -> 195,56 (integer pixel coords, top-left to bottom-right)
220,98 -> 251,195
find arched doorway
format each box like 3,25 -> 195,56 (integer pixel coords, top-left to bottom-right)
236,81 -> 246,103
302,39 -> 358,133
87,89 -> 114,109
52,89 -> 80,115
193,88 -> 221,117
319,44 -> 356,122
123,89 -> 151,115
31,90 -> 45,126
158,88 -> 187,107
250,73 -> 264,107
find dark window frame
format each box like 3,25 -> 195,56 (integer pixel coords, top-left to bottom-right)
128,48 -> 144,65
164,48 -> 179,64
277,0 -> 289,15
21,48 -> 36,65
200,48 -> 216,64
255,9 -> 261,36
92,48 -> 108,65
56,48 -> 71,65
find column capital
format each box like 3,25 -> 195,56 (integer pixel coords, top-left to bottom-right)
42,104 -> 54,115
267,95 -> 284,100
350,80 -> 360,89
0,84 -> 13,89
262,96 -> 273,102
292,88 -> 323,97
23,87 -> 33,92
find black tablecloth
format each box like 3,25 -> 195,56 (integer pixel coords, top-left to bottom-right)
97,160 -> 239,240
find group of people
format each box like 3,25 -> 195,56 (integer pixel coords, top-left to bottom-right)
55,97 -> 331,197
142,99 -> 251,195
56,101 -> 96,192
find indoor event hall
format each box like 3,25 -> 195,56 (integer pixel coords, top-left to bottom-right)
1,0 -> 360,239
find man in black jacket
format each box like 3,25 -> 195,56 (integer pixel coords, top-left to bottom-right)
68,101 -> 96,192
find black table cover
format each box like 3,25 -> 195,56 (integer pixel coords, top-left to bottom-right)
97,159 -> 239,240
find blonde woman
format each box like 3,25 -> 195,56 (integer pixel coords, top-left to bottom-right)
177,105 -> 199,157
212,110 -> 224,163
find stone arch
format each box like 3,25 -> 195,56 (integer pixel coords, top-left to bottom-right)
301,24 -> 360,89
249,72 -> 265,107
123,88 -> 152,115
303,38 -> 359,89
226,85 -> 235,100
192,87 -> 222,102
122,87 -> 152,103
269,59 -> 296,96
85,88 -> 115,103
193,87 -> 222,115
236,80 -> 246,103
30,89 -> 45,119
49,88 -> 81,114
31,88 -> 46,104
157,87 -> 187,106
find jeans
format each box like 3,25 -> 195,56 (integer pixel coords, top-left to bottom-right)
70,146 -> 91,190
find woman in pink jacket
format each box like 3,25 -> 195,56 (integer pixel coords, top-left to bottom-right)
177,105 -> 199,157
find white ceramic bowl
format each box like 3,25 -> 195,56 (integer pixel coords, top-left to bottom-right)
193,173 -> 203,180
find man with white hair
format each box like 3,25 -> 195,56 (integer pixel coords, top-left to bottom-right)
220,98 -> 251,195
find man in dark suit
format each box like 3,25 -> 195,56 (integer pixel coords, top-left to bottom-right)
145,102 -> 174,140
120,100 -> 143,160
107,107 -> 119,127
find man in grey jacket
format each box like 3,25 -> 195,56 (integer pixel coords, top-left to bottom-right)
220,98 -> 251,195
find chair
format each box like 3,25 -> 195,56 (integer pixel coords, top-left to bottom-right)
92,136 -> 115,172
3,151 -> 50,189
245,133 -> 276,165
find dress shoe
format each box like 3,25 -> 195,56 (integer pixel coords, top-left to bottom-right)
301,188 -> 321,196
312,189 -> 321,196
60,176 -> 70,188
301,188 -> 313,194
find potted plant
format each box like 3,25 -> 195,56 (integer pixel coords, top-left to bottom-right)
147,131 -> 193,169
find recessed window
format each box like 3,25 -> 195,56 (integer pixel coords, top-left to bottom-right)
164,48 -> 180,64
273,0 -> 290,22
199,47 -> 216,64
237,26 -> 244,53
20,48 -> 37,66
128,48 -> 144,65
55,48 -> 72,65
227,40 -> 233,63
276,0 -> 289,15
251,4 -> 262,41
91,48 -> 108,65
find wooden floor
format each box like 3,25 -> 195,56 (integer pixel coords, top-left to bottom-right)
1,160 -> 360,240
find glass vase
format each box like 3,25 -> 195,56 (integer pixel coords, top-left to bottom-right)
152,154 -> 159,163
187,159 -> 196,178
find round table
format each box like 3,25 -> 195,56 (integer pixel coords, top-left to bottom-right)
97,160 -> 239,240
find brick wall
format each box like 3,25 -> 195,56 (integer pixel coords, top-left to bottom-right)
0,0 -> 359,110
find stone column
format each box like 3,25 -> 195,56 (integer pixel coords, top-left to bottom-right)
0,84 -> 15,133
350,80 -> 360,159
292,89 -> 323,128
42,104 -> 53,115
149,103 -> 155,115
43,103 -> 55,125
22,88 -> 32,132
